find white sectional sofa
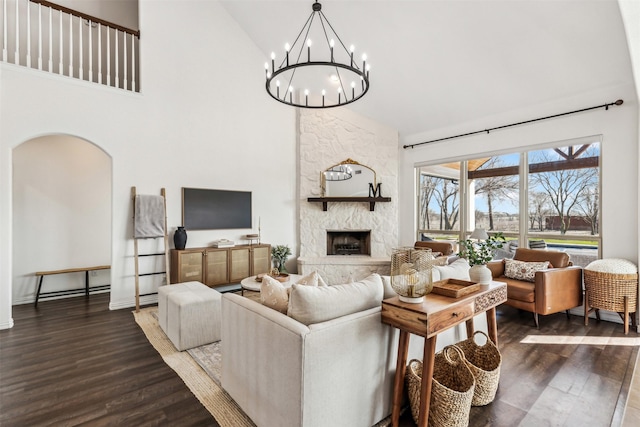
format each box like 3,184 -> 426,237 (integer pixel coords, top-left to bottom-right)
221,274 -> 425,427
221,271 -> 490,427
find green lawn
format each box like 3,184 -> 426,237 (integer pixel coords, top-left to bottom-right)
429,235 -> 598,246
542,238 -> 598,246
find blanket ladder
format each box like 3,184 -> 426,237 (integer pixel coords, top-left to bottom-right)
131,186 -> 170,312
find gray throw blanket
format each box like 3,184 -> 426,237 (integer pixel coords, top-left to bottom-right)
134,195 -> 165,238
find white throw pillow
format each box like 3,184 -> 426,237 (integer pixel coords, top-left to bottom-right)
287,274 -> 383,325
295,270 -> 328,287
380,275 -> 396,299
260,275 -> 289,313
433,258 -> 471,281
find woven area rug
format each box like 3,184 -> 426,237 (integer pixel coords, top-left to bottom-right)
133,307 -> 255,427
134,305 -> 393,427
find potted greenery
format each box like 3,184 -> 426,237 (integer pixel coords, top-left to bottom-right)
271,244 -> 292,274
458,232 -> 505,284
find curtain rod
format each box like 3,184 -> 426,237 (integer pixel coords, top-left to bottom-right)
403,99 -> 624,150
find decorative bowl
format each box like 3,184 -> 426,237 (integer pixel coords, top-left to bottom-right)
269,273 -> 290,283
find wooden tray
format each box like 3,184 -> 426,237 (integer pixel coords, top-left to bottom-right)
431,279 -> 481,298
256,273 -> 290,283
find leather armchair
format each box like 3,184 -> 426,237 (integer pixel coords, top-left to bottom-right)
487,248 -> 583,327
414,240 -> 455,256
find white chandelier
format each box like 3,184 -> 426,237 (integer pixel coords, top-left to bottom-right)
264,1 -> 370,109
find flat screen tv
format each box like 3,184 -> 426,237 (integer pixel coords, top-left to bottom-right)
182,188 -> 252,230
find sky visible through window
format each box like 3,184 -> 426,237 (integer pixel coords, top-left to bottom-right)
474,153 -> 519,214
419,142 -> 600,238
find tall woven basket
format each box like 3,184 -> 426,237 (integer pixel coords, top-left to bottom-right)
455,331 -> 502,406
406,345 -> 475,427
584,270 -> 638,313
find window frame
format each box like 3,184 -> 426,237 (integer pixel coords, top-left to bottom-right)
414,135 -> 602,258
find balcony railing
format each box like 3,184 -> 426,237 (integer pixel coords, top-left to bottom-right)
1,0 -> 140,92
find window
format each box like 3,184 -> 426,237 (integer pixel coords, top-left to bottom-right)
415,139 -> 601,265
468,154 -> 520,236
417,164 -> 461,241
527,143 -> 600,244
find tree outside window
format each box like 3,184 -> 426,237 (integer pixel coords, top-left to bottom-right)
528,144 -> 599,236
416,141 -> 600,260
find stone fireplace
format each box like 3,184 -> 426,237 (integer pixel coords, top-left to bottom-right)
297,108 -> 399,284
327,230 -> 371,256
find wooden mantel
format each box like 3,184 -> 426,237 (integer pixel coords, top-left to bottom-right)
307,197 -> 392,211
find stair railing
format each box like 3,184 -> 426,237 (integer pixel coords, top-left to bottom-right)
1,0 -> 140,92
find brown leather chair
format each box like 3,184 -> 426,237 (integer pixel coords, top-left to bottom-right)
487,248 -> 583,328
414,240 -> 455,256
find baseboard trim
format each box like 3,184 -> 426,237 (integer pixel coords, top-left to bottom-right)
13,296 -> 34,306
0,318 -> 15,330
109,294 -> 158,311
12,289 -> 111,307
570,306 -> 626,325
12,292 -> 157,312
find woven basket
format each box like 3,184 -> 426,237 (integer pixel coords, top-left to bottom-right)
455,331 -> 502,406
584,270 -> 638,312
406,345 -> 475,427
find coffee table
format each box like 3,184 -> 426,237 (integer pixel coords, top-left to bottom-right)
240,274 -> 303,295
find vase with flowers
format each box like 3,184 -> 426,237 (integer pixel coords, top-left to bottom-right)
271,244 -> 292,274
458,231 -> 505,284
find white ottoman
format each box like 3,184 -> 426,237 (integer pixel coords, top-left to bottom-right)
158,281 -> 203,333
162,281 -> 222,351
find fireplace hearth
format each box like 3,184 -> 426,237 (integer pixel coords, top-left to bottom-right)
327,230 -> 371,256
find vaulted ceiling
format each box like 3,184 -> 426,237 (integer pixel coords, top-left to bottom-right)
220,0 -> 636,139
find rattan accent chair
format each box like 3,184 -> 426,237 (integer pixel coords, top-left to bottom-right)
584,259 -> 639,334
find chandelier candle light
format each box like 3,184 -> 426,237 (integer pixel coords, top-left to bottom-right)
264,1 -> 370,108
325,164 -> 353,181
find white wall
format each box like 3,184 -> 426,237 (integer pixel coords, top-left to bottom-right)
399,85 -> 639,265
55,0 -> 139,30
618,0 -> 640,331
0,0 -> 297,328
12,135 -> 111,304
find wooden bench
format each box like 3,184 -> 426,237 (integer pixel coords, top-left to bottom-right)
35,265 -> 111,307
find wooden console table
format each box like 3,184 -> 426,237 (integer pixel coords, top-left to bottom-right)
34,265 -> 111,307
381,281 -> 507,427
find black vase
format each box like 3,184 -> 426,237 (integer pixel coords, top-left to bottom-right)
174,226 -> 187,250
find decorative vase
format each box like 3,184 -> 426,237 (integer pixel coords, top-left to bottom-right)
278,260 -> 288,274
174,226 -> 187,250
469,264 -> 492,284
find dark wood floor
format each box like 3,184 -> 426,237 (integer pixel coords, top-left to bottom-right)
0,294 -> 217,427
1,294 -> 636,427
400,307 -> 638,427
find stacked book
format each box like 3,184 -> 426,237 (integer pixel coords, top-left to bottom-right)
212,239 -> 235,248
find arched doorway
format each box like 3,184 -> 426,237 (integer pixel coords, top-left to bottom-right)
12,135 -> 112,305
